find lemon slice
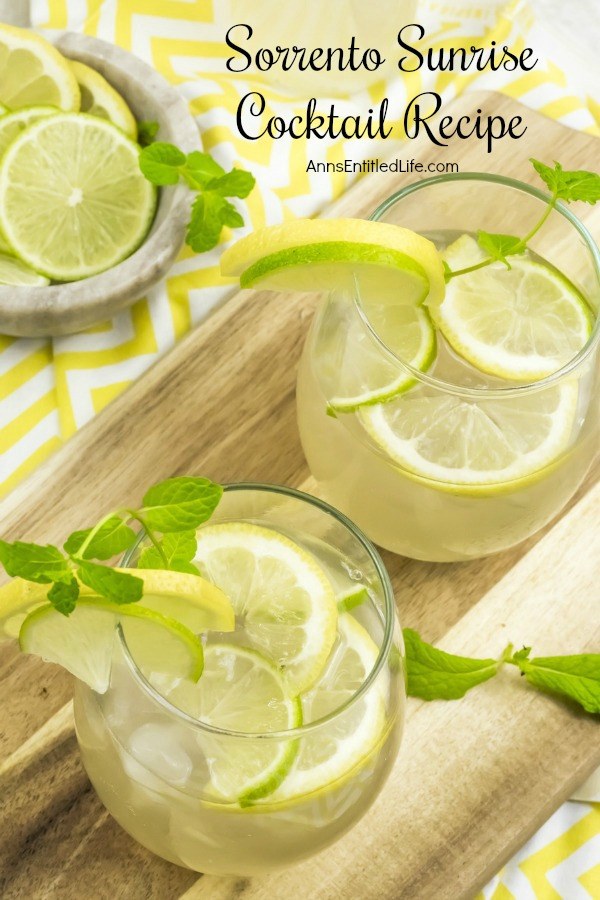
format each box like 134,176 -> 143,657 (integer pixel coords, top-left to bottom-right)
194,523 -> 338,693
0,105 -> 57,159
0,113 -> 156,281
70,60 -> 137,140
167,643 -> 302,803
436,235 -> 593,380
19,599 -> 204,693
0,24 -> 80,111
361,379 -> 578,489
262,615 -> 387,804
325,302 -> 436,413
221,218 -> 446,308
0,251 -> 49,286
0,568 -> 234,641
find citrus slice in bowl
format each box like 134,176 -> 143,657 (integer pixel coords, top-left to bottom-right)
194,523 -> 338,694
0,105 -> 58,159
0,113 -> 156,281
166,643 -> 302,803
258,614 -> 388,805
0,24 -> 80,111
0,252 -> 49,286
221,218 -> 446,308
70,60 -> 137,140
19,599 -> 204,693
436,235 -> 593,380
360,379 -> 578,490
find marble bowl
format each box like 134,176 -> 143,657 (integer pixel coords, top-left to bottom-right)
0,31 -> 199,336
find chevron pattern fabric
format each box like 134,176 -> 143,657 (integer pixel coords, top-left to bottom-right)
2,1 -> 599,895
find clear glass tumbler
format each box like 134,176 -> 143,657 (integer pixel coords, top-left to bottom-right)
297,174 -> 600,561
73,484 -> 404,875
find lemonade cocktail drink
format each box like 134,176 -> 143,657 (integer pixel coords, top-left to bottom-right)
297,175 -> 600,561
73,484 -> 404,875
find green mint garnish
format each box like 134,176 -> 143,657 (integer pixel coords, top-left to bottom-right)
137,120 -> 160,147
139,143 -> 255,253
404,629 -> 600,715
446,159 -> 600,280
0,476 -> 222,616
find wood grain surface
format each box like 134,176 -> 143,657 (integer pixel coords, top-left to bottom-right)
1,92 -> 599,900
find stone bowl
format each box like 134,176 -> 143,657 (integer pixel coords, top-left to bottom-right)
0,31 -> 199,336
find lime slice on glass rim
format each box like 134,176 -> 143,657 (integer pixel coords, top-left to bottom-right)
166,643 -> 302,805
0,113 -> 156,281
194,522 -> 338,694
70,60 -> 137,140
0,24 -> 80,111
19,599 -> 204,693
435,235 -> 593,381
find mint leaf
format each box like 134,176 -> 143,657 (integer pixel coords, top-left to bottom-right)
64,516 -> 136,560
0,540 -> 72,585
141,476 -> 223,532
139,142 -> 186,185
137,120 -> 159,147
403,628 -> 500,700
209,168 -> 255,199
186,193 -> 225,252
531,159 -> 600,204
138,531 -> 199,574
477,231 -> 523,267
183,151 -> 226,189
511,650 -> 600,714
47,578 -> 79,616
77,561 -> 143,605
220,199 -> 244,229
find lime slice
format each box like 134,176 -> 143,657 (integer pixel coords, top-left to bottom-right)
0,24 -> 80,111
326,303 -> 436,413
360,379 -> 578,488
70,60 -> 137,140
263,615 -> 386,804
0,113 -> 156,281
0,568 -> 234,642
336,586 -> 369,613
0,251 -> 49,286
436,235 -> 593,380
194,523 -> 338,693
19,599 -> 203,692
0,105 -> 57,159
168,643 -> 302,803
221,218 -> 446,308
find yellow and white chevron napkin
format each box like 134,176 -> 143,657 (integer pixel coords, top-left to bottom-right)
2,1 -> 599,894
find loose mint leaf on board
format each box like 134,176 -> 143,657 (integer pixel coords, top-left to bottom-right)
77,561 -> 143,605
141,476 -> 223,533
186,193 -> 226,253
64,516 -> 136,561
209,168 -> 256,199
531,159 -> 600,204
477,231 -> 523,267
403,628 -> 500,700
511,650 -> 600,714
0,540 -> 72,585
47,578 -> 79,616
183,151 -> 226,189
139,142 -> 186,185
138,531 -> 200,575
137,120 -> 159,147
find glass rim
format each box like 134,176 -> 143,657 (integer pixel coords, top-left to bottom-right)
363,171 -> 600,399
118,481 -> 398,740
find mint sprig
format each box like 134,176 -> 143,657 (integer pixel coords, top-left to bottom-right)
446,159 -> 600,281
139,142 -> 255,253
404,629 -> 600,715
0,476 -> 222,616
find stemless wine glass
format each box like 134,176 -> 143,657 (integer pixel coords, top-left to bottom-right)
297,174 -> 600,561
73,484 -> 404,875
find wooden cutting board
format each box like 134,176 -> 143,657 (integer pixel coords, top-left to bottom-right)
1,92 -> 599,900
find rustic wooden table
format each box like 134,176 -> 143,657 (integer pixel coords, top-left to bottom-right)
1,92 -> 599,899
